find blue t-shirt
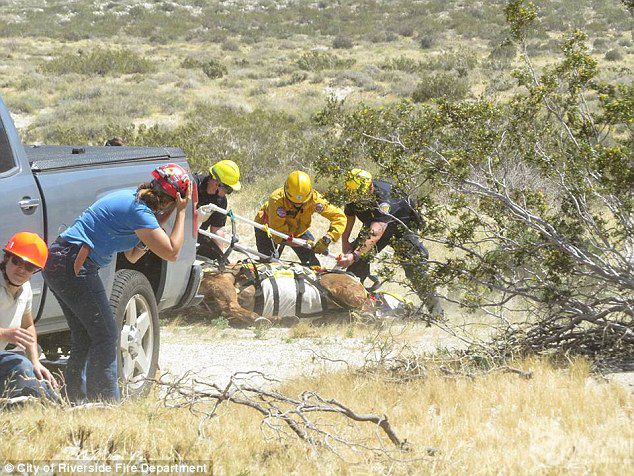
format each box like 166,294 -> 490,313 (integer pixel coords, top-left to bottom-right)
61,189 -> 159,267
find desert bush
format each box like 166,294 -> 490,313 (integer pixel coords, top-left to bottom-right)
426,51 -> 479,77
485,75 -> 514,94
4,93 -> 46,114
314,3 -> 633,366
40,48 -> 156,76
248,84 -> 268,96
332,35 -> 353,49
181,57 -> 227,79
411,72 -> 470,102
592,38 -> 608,52
617,38 -> 632,47
604,49 -> 624,61
276,71 -> 308,87
202,59 -> 228,79
419,34 -> 435,49
367,31 -> 398,43
180,57 -> 201,69
389,75 -> 419,98
489,42 -> 517,61
393,24 -> 415,38
296,51 -> 356,71
28,104 -> 320,180
330,70 -> 378,91
380,56 -> 423,74
221,39 -> 240,52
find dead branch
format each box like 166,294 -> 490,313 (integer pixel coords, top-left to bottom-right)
149,370 -> 413,460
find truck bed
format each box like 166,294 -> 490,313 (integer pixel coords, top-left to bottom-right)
26,145 -> 186,172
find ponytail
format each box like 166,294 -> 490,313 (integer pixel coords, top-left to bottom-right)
136,183 -> 161,212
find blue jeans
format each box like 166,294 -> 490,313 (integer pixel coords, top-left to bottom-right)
0,351 -> 59,401
42,239 -> 120,403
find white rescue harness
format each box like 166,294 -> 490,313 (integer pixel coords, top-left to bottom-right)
242,263 -> 337,318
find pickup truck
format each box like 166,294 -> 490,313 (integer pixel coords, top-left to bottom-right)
0,96 -> 202,396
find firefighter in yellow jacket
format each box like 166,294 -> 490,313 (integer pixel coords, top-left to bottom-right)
255,171 -> 346,266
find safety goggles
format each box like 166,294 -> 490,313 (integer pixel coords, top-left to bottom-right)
10,254 -> 41,273
210,172 -> 233,195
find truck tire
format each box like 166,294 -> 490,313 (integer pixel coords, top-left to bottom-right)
110,269 -> 160,398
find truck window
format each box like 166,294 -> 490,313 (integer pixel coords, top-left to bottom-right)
0,119 -> 16,174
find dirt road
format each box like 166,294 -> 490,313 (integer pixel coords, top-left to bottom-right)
158,323 -> 460,387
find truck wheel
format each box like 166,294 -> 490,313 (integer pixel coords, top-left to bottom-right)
110,269 -> 160,398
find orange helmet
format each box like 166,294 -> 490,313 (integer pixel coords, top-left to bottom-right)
4,232 -> 48,269
151,163 -> 191,199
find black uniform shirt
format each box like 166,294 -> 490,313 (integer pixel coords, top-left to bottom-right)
344,179 -> 415,227
194,173 -> 228,229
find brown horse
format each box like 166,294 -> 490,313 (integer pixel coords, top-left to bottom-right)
198,261 -> 377,327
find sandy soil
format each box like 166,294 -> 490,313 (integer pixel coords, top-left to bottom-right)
158,323 -> 461,388
158,322 -> 634,391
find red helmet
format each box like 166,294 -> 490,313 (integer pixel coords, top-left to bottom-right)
151,163 -> 191,199
4,232 -> 48,269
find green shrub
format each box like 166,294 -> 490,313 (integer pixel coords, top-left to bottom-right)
276,71 -> 308,87
411,72 -> 470,103
367,31 -> 398,43
419,35 -> 435,49
181,57 -> 227,79
296,51 -> 356,71
201,59 -> 228,79
248,84 -> 268,96
180,57 -> 201,69
221,39 -> 240,51
332,36 -> 354,49
40,48 -> 156,76
27,105 -> 319,179
4,93 -> 46,114
394,25 -> 415,38
427,51 -> 479,77
331,70 -> 377,91
592,38 -> 608,52
489,42 -> 517,61
380,56 -> 423,73
604,49 -> 624,61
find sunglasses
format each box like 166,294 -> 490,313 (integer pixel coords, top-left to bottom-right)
10,254 -> 41,273
210,173 -> 233,195
218,181 -> 233,195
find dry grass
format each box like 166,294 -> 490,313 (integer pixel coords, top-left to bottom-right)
1,358 -> 631,474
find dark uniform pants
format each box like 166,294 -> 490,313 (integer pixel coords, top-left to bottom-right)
347,225 -> 442,315
255,228 -> 320,267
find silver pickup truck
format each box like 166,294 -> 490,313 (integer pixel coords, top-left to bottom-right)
0,96 -> 202,396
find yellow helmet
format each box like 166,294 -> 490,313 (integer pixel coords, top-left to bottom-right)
209,160 -> 241,191
284,170 -> 313,204
345,168 -> 372,193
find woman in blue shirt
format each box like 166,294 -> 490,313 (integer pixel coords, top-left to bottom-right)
43,164 -> 192,403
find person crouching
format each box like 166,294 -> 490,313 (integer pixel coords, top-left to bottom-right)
0,232 -> 59,402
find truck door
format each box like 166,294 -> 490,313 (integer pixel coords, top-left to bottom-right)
0,104 -> 46,315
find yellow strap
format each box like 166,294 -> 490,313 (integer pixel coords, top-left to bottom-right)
262,224 -> 272,238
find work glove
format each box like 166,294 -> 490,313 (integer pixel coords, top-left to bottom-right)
198,204 -> 214,223
312,236 -> 331,255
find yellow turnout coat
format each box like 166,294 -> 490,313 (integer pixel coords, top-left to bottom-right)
255,188 -> 346,245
